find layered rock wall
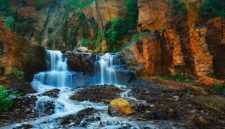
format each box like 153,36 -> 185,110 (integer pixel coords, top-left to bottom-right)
124,0 -> 225,78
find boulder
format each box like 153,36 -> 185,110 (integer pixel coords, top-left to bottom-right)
77,47 -> 89,52
67,52 -> 96,74
37,100 -> 55,117
59,108 -> 96,126
70,85 -> 122,103
41,89 -> 60,98
108,98 -> 133,116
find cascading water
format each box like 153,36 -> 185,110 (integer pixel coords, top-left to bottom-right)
95,53 -> 118,85
94,53 -> 130,86
2,50 -> 164,129
32,50 -> 75,91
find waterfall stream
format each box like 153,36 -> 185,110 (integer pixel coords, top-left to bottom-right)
32,50 -> 74,90
1,50 -> 162,129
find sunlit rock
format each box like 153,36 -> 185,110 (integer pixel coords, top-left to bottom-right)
77,47 -> 89,52
108,98 -> 133,116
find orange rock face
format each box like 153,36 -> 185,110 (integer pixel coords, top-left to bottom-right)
83,0 -> 127,29
123,32 -> 171,75
138,0 -> 172,31
188,27 -> 213,76
0,22 -> 46,80
197,76 -> 225,87
186,0 -> 213,77
124,0 -> 225,79
165,29 -> 185,74
205,17 -> 225,78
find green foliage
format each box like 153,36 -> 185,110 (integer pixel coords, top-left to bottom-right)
102,0 -> 138,52
132,34 -> 140,40
4,16 -> 14,30
7,69 -> 25,79
95,32 -> 103,47
207,73 -> 216,78
200,0 -> 225,19
175,0 -> 187,14
79,0 -> 94,9
161,73 -> 196,83
81,38 -> 92,47
212,83 -> 225,94
125,0 -> 138,29
0,0 -> 9,11
68,0 -> 94,9
0,85 -> 17,112
104,17 -> 128,52
35,0 -> 51,10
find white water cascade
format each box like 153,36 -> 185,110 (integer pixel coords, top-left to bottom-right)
32,50 -> 75,91
96,53 -> 118,85
95,53 -> 129,85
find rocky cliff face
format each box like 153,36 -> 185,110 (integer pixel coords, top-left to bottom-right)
0,22 -> 46,80
7,0 -> 125,50
7,0 -> 127,50
83,0 -> 127,29
3,0 -> 225,79
123,0 -> 225,78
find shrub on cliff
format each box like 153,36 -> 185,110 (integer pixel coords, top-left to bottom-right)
125,0 -> 138,29
81,38 -> 93,47
132,34 -> 140,40
212,83 -> 225,95
4,16 -> 14,30
104,17 -> 128,52
0,85 -> 19,112
7,69 -> 25,80
102,0 -> 138,52
200,0 -> 225,19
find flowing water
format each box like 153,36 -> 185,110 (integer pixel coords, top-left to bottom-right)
1,50 -> 174,129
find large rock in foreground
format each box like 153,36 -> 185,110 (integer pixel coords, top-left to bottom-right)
70,85 -> 122,103
108,98 -> 133,116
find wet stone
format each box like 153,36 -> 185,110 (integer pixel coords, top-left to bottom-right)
41,89 -> 60,98
70,85 -> 122,103
59,108 -> 96,126
37,100 -> 55,117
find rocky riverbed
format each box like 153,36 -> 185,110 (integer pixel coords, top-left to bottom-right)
1,79 -> 224,129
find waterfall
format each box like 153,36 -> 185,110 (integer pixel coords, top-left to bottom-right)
32,50 -> 75,91
32,50 -> 130,92
95,53 -> 127,85
47,50 -> 68,71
